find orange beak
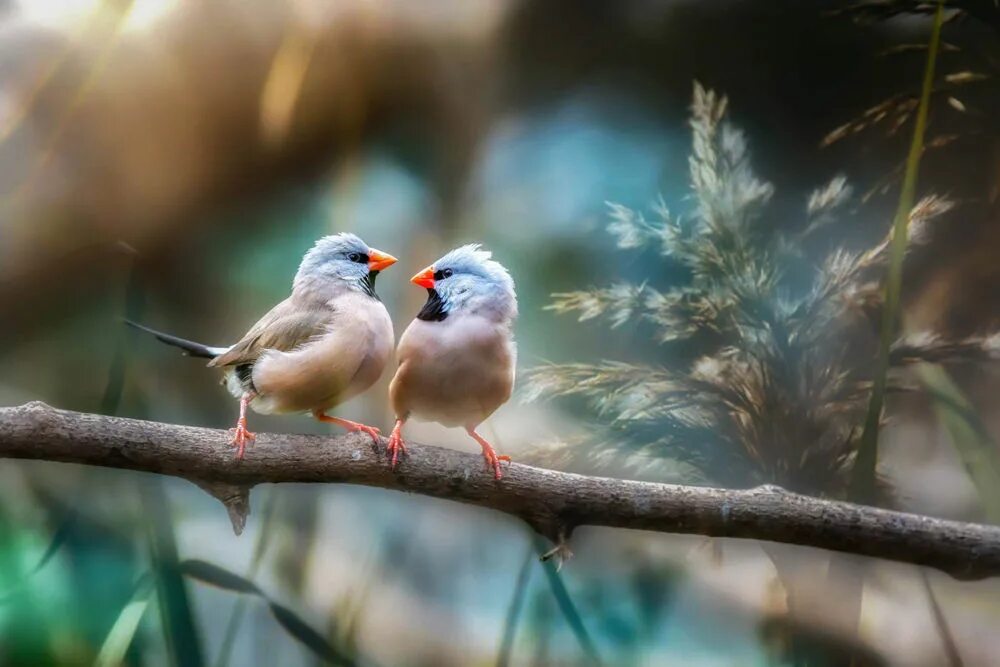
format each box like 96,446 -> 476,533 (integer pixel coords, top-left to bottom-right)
411,266 -> 436,289
367,248 -> 398,272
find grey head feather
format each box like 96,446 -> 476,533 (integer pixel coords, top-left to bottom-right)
294,233 -> 379,298
428,244 -> 517,324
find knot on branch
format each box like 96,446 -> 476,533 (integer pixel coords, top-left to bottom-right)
19,401 -> 57,422
539,528 -> 574,571
752,484 -> 793,499
193,480 -> 253,535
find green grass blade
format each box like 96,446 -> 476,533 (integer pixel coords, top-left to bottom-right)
179,560 -> 262,595
495,543 -> 535,667
267,601 -> 355,667
94,576 -> 154,667
533,535 -> 602,666
851,0 -> 946,503
180,558 -> 361,667
110,249 -> 203,666
0,516 -> 73,603
100,249 -> 144,416
919,363 -> 1000,523
0,507 -> 57,663
142,480 -> 206,667
213,488 -> 280,667
212,596 -> 252,667
919,569 -> 965,667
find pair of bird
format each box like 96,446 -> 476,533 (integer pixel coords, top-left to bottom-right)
129,234 -> 517,479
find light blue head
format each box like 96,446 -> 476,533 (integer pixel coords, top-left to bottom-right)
412,244 -> 517,323
294,233 -> 397,297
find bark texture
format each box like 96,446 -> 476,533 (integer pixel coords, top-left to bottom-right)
2,402 -> 999,580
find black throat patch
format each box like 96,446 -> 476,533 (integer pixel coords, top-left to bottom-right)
416,288 -> 448,322
360,271 -> 380,300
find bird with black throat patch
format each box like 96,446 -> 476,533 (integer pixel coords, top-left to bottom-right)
387,244 -> 517,479
127,233 -> 397,459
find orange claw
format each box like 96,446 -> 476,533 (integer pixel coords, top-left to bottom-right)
386,419 -> 407,469
229,393 -> 256,460
229,419 -> 256,460
467,428 -> 511,480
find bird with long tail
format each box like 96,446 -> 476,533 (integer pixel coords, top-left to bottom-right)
128,233 -> 397,459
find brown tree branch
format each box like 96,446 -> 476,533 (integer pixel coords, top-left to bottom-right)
2,402 -> 999,580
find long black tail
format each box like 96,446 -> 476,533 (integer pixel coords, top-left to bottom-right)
125,320 -> 228,359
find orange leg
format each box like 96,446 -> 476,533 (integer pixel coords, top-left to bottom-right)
229,393 -> 257,460
313,411 -> 381,444
466,428 -> 511,480
385,418 -> 408,469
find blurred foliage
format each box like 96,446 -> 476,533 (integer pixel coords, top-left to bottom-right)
180,559 -> 359,667
214,487 -> 279,667
2,1 -> 1000,666
94,575 -> 153,667
828,0 -> 1000,341
495,544 -> 534,667
533,535 -> 602,665
143,480 -> 205,667
920,363 -> 1000,522
526,82 -> 997,499
853,0 -> 944,508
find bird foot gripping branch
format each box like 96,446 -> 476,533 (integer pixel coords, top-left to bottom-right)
467,428 -> 511,480
229,393 -> 257,460
228,420 -> 256,460
385,419 -> 408,469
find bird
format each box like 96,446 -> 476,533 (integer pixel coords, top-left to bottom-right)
127,233 -> 397,459
387,244 -> 517,479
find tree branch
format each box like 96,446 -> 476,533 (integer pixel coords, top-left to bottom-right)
2,402 -> 999,580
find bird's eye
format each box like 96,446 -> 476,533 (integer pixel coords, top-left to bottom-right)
442,268 -> 453,278
347,252 -> 361,262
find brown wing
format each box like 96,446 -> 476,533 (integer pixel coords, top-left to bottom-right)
208,299 -> 336,368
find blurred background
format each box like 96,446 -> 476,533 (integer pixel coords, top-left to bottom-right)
1,0 -> 1000,665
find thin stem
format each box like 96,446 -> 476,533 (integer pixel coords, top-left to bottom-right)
852,0 -> 946,503
495,542 -> 535,667
919,570 -> 964,667
533,534 -> 602,666
213,487 -> 280,667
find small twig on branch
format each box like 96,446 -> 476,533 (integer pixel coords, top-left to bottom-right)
1,402 -> 999,581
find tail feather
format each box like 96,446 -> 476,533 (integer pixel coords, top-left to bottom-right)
125,320 -> 229,359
